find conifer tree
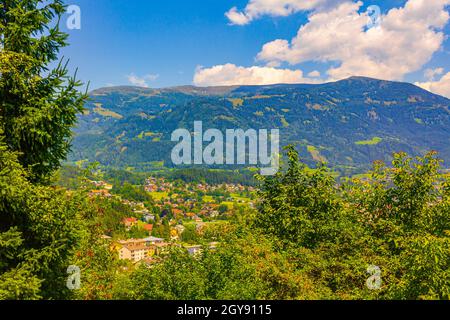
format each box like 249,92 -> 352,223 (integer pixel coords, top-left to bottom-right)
0,0 -> 87,299
0,0 -> 87,183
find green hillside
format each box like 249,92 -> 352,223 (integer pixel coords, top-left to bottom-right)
70,77 -> 450,175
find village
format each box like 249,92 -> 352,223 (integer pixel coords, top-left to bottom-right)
87,176 -> 256,265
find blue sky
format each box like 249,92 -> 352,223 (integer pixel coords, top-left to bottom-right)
60,0 -> 450,97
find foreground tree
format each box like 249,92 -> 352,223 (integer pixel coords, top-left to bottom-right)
344,152 -> 450,299
0,137 -> 84,299
0,0 -> 87,183
0,1 -> 89,299
256,145 -> 342,249
256,147 -> 450,300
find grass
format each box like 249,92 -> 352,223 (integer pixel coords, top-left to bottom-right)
93,106 -> 123,119
280,116 -> 289,128
307,145 -> 327,162
215,115 -> 236,122
203,195 -> 214,202
220,201 -> 235,208
138,131 -> 162,140
230,193 -> 251,203
228,98 -> 244,108
150,161 -> 164,168
355,137 -> 383,145
149,191 -> 169,200
246,94 -> 285,100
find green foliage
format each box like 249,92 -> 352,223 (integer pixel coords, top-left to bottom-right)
85,197 -> 129,237
218,204 -> 228,214
1,2 -> 449,299
152,218 -> 171,240
0,0 -> 87,183
70,223 -> 119,300
75,147 -> 449,301
121,230 -> 322,300
112,182 -> 153,203
164,168 -> 256,186
355,137 -> 383,145
254,147 -> 450,299
128,225 -> 149,239
180,224 -> 199,243
0,1 -> 101,300
72,78 -> 450,175
0,140 -> 84,299
256,146 -> 341,248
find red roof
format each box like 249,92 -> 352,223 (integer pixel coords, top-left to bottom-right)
172,209 -> 183,215
143,224 -> 153,231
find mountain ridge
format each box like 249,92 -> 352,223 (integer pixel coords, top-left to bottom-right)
89,76 -> 449,100
71,77 -> 450,175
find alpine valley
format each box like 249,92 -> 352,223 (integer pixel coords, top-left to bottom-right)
70,76 -> 450,175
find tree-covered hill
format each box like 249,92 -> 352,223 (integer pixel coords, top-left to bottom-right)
70,77 -> 450,175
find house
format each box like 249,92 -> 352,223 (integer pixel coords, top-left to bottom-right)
117,238 -> 145,246
193,216 -> 203,223
175,224 -> 185,235
186,245 -> 203,256
143,224 -> 153,233
144,184 -> 158,192
210,210 -> 219,218
170,228 -> 178,240
91,181 -> 113,190
122,217 -> 138,230
172,208 -> 184,217
89,189 -> 112,198
118,243 -> 151,262
142,213 -> 155,222
142,236 -> 164,245
116,238 -> 163,261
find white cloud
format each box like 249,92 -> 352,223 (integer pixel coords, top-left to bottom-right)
308,70 -> 321,77
424,67 -> 444,81
126,73 -> 159,87
193,63 -> 318,86
226,0 -> 339,25
415,72 -> 450,98
256,0 -> 450,81
208,0 -> 449,87
226,7 -> 252,25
